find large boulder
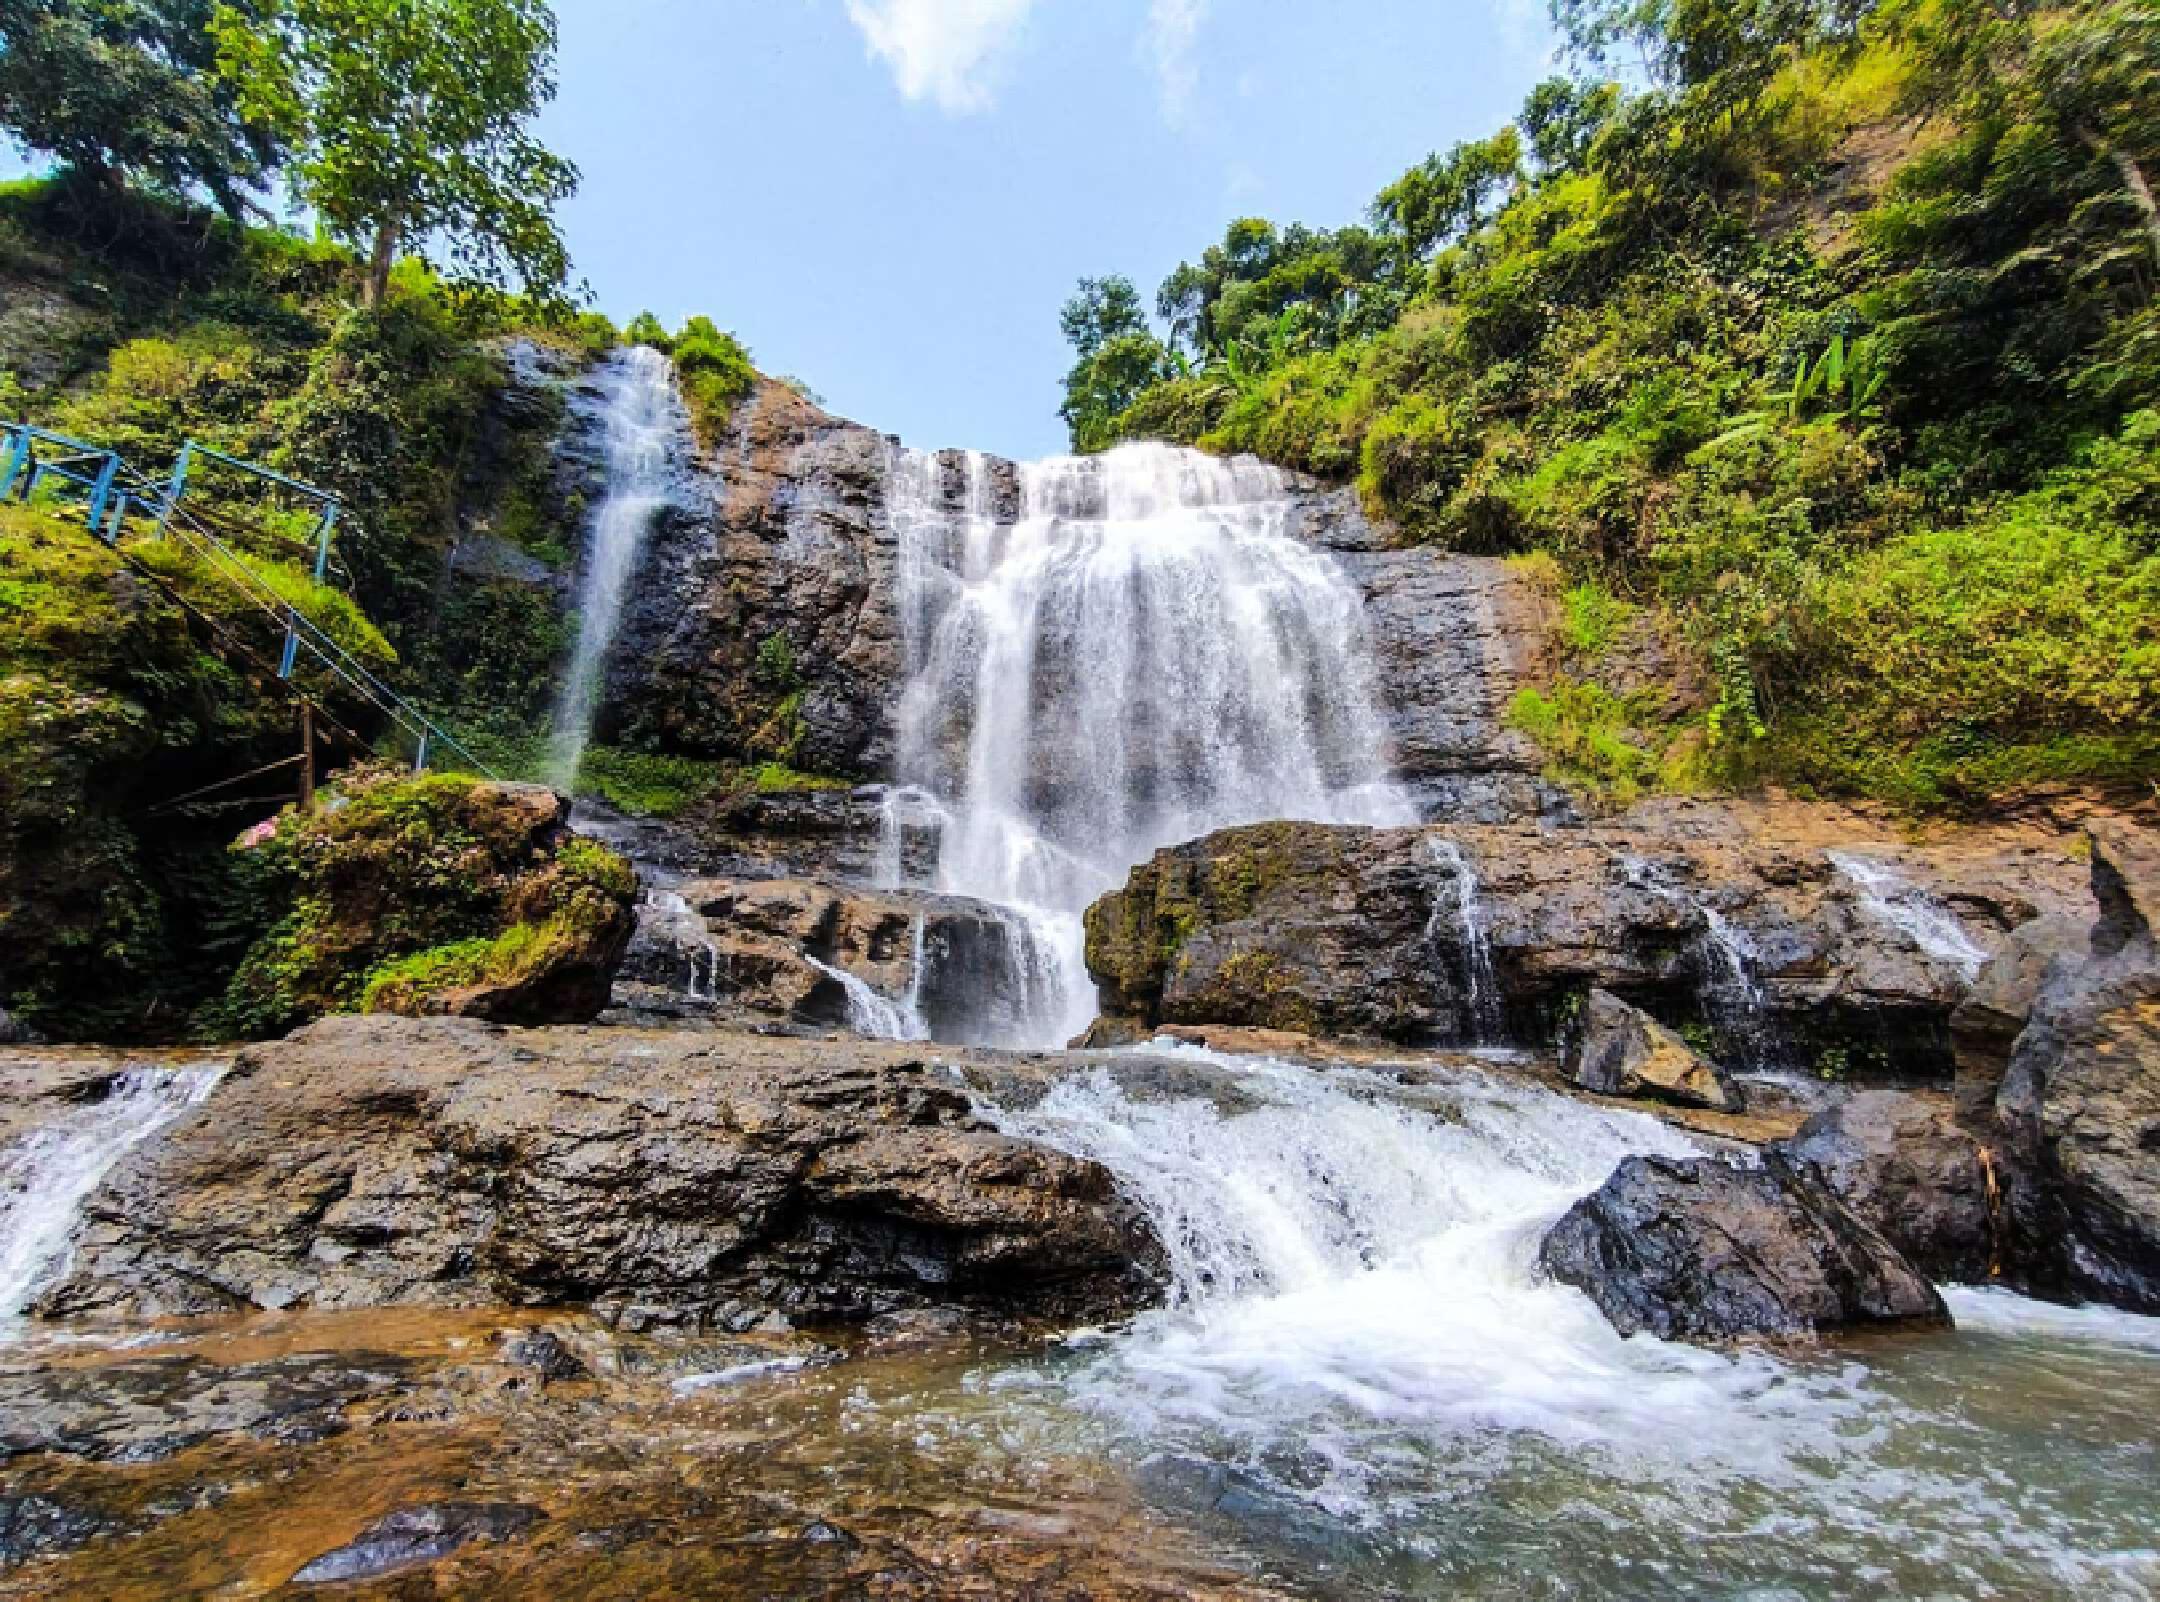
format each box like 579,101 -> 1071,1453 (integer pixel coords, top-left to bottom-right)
1949,914 -> 2088,1129
34,1016 -> 1161,1330
1993,822 -> 2160,1311
218,770 -> 638,1033
1539,1153 -> 1949,1343
1083,800 -> 2093,1071
1563,989 -> 1744,1111
1774,1090 -> 1996,1284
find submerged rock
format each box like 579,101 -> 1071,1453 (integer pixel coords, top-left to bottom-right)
291,1501 -> 545,1584
34,1015 -> 1161,1329
0,1352 -> 413,1464
1539,1153 -> 1949,1343
1563,989 -> 1743,1112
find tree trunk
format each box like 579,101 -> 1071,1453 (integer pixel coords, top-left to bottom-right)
362,215 -> 401,308
2080,127 -> 2160,268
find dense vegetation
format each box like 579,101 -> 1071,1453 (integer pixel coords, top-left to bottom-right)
1061,0 -> 2159,810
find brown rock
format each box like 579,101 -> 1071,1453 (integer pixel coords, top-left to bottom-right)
1774,1090 -> 1996,1283
33,1016 -> 1163,1330
1564,989 -> 1743,1112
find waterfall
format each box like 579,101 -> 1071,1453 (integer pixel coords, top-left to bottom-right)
1424,838 -> 1501,1043
549,345 -> 686,790
645,887 -> 724,1005
987,1046 -> 1832,1480
1620,854 -> 1769,1062
1829,851 -> 1989,977
805,956 -> 930,1042
885,442 -> 1413,1046
0,1065 -> 223,1324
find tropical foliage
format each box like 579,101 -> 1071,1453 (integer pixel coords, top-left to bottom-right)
1058,0 -> 2160,809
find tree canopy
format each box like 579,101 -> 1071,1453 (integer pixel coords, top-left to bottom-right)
0,0 -> 281,219
210,0 -> 579,307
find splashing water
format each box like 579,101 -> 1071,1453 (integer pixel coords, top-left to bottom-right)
805,956 -> 930,1042
884,443 -> 1413,1045
0,1065 -> 224,1326
975,1046 -> 2160,1596
549,346 -> 686,789
1829,851 -> 1991,978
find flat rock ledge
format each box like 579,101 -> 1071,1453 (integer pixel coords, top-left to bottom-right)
1540,1153 -> 1950,1344
35,1015 -> 1163,1331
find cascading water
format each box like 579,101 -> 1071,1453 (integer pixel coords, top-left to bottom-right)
549,345 -> 685,789
1423,838 -> 1501,1042
883,443 -> 1414,1045
1829,850 -> 1990,977
0,1064 -> 223,1325
976,1045 -> 2160,1595
805,951 -> 930,1042
1621,853 -> 1770,1061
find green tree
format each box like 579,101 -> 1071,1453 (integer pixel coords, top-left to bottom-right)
1370,130 -> 1523,263
1519,76 -> 1622,174
211,0 -> 579,308
1058,276 -> 1169,452
0,0 -> 280,218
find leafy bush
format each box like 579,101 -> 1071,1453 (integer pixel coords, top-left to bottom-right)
672,316 -> 757,447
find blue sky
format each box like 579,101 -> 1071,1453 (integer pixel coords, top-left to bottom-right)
540,0 -> 1555,457
7,2 -> 1556,459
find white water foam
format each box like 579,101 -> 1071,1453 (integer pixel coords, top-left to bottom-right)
0,1064 -> 223,1326
884,444 -> 1413,1046
978,1047 -> 2160,1595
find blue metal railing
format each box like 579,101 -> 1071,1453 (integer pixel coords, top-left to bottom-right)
1,419 -> 495,779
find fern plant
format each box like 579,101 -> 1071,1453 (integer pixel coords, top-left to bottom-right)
1710,335 -> 1889,447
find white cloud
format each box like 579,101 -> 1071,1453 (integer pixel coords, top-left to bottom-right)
1144,0 -> 1210,128
843,0 -> 1038,114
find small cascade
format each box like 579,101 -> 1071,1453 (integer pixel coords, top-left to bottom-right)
885,442 -> 1413,1047
1620,855 -> 1770,1062
872,784 -> 954,892
0,1064 -> 223,1324
549,345 -> 687,789
643,886 -> 725,1005
1424,838 -> 1502,1042
805,956 -> 930,1042
1829,851 -> 1989,977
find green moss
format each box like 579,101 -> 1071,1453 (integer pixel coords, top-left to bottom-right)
573,744 -> 722,818
744,762 -> 849,795
1508,679 -> 1708,808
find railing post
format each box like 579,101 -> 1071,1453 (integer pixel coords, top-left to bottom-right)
156,442 -> 194,539
0,425 -> 28,501
278,623 -> 301,680
85,452 -> 121,541
313,502 -> 338,582
414,729 -> 431,773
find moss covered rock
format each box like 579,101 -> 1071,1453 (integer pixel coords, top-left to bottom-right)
219,768 -> 636,1034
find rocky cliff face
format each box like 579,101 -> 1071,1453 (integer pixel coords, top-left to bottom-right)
562,386 -> 1564,819
592,379 -> 906,780
1083,798 -> 2099,1076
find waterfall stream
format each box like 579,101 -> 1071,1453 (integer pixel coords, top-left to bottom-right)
883,443 -> 1413,1046
549,345 -> 685,790
1829,851 -> 1990,977
0,1065 -> 223,1326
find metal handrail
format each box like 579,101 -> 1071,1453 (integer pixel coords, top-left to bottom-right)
1,419 -> 498,779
